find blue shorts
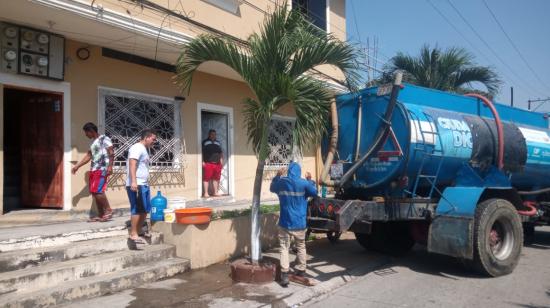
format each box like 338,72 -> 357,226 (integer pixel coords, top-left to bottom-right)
126,185 -> 151,215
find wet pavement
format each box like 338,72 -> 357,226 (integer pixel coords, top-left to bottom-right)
63,232 -> 390,308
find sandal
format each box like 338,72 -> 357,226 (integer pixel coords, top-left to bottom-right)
97,216 -> 112,222
129,236 -> 146,244
139,232 -> 152,238
102,210 -> 113,219
87,217 -> 101,222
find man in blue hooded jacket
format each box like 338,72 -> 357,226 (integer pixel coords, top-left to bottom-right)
270,162 -> 317,287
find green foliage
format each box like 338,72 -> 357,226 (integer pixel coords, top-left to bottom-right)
380,45 -> 501,95
212,204 -> 280,220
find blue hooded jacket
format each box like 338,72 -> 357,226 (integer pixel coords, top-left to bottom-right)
270,162 -> 317,230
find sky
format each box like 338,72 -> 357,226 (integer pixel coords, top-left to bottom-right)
345,0 -> 550,112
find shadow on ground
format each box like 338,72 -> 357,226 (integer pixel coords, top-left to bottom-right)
100,229 -> 550,307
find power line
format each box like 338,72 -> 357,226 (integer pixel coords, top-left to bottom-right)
426,0 -> 545,97
445,0 -> 546,96
481,0 -> 550,93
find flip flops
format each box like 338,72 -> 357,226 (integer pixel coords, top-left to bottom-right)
87,217 -> 101,222
129,236 -> 146,244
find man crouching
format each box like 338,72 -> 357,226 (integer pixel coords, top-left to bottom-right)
270,162 -> 317,287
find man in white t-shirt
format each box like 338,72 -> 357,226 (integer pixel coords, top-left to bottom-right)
126,128 -> 157,242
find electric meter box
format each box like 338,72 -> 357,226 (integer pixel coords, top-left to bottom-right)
0,22 -> 65,80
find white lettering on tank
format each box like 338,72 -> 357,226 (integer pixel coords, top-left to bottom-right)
438,116 -> 472,149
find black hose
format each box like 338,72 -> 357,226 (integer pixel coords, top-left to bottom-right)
333,72 -> 403,187
518,187 -> 550,195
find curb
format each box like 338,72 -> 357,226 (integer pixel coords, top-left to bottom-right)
274,256 -> 392,308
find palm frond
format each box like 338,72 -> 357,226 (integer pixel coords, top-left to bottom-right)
174,35 -> 251,94
383,44 -> 501,95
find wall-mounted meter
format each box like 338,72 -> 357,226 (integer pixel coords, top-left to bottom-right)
0,22 -> 65,80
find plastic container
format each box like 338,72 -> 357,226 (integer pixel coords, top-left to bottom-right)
163,209 -> 175,223
168,197 -> 186,210
175,207 -> 213,225
150,191 -> 167,221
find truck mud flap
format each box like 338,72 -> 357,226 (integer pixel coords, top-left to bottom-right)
428,215 -> 473,259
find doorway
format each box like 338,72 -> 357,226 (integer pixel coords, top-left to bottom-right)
3,87 -> 64,212
197,103 -> 234,198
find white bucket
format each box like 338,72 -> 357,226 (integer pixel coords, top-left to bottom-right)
163,209 -> 175,223
168,198 -> 186,210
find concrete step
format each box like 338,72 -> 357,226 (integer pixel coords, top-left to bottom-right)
0,233 -> 162,273
0,257 -> 189,308
0,218 -> 130,253
0,243 -> 176,295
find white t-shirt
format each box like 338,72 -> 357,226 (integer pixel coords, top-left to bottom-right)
126,143 -> 150,186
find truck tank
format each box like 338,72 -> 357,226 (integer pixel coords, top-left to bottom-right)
331,84 -> 550,198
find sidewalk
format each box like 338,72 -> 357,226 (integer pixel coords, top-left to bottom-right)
62,232 -> 391,308
0,197 -> 278,229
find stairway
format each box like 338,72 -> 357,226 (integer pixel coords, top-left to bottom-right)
0,219 -> 189,307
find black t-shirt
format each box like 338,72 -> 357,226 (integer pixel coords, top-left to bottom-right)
202,139 -> 222,163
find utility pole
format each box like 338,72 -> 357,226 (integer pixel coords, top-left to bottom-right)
510,87 -> 514,107
528,97 -> 550,111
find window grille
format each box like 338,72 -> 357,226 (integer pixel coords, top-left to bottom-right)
292,0 -> 327,31
99,88 -> 186,186
265,116 -> 300,170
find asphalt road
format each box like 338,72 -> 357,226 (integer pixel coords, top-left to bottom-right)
306,226 -> 550,308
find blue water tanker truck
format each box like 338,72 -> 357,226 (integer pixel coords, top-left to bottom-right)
310,73 -> 550,277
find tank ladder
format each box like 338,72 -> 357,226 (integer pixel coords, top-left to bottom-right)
408,111 -> 445,201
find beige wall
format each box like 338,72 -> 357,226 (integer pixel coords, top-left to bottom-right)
63,39 -> 316,212
153,213 -> 280,269
96,0 -> 276,42
330,0 -> 347,41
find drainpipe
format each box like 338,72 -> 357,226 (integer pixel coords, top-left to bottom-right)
319,99 -> 339,186
328,72 -> 403,188
354,95 -> 363,160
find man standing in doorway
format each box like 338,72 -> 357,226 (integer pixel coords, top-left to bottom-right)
270,162 -> 317,287
127,129 -> 157,243
72,122 -> 114,222
202,129 -> 223,198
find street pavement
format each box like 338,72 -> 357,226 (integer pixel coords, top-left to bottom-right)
306,226 -> 550,308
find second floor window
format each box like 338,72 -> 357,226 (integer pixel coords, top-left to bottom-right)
292,0 -> 327,31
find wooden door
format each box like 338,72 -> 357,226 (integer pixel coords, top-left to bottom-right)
19,91 -> 63,208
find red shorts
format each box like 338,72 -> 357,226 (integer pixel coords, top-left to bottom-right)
89,170 -> 108,194
203,162 -> 222,181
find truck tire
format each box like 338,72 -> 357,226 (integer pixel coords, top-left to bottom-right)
473,198 -> 523,277
355,222 -> 415,256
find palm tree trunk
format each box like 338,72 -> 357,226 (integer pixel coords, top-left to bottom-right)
250,159 -> 266,264
251,125 -> 270,264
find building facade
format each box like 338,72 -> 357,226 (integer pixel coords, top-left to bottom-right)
0,0 -> 347,214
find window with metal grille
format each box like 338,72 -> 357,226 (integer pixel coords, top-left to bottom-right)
99,88 -> 182,173
292,0 -> 327,31
265,116 -> 299,169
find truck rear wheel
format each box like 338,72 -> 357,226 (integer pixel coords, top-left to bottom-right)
473,198 -> 523,277
355,222 -> 415,256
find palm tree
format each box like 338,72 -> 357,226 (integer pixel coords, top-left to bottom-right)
381,45 -> 501,95
175,2 -> 358,263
